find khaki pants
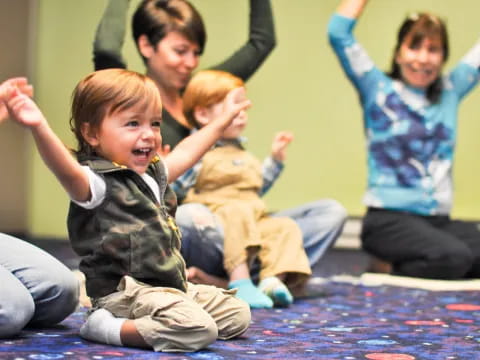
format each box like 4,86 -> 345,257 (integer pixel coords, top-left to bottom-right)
214,201 -> 312,288
93,276 -> 251,352
183,145 -> 311,288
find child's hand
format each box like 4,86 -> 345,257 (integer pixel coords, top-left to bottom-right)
271,131 -> 294,163
157,143 -> 171,158
0,77 -> 33,124
5,88 -> 46,128
217,87 -> 251,128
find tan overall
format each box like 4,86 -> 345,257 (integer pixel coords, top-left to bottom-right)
184,144 -> 311,288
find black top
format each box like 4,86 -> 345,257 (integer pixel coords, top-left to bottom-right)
93,0 -> 276,148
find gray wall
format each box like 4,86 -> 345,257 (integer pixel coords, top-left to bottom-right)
0,0 -> 31,233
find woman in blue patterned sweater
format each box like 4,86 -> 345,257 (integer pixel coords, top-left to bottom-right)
328,0 -> 480,279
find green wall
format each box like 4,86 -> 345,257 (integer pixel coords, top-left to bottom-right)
31,0 -> 480,238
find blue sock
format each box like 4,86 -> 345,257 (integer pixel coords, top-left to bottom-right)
228,278 -> 273,309
258,277 -> 294,307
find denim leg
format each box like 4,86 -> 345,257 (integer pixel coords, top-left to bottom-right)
0,233 -> 79,330
272,199 -> 347,268
176,203 -> 228,278
0,265 -> 34,338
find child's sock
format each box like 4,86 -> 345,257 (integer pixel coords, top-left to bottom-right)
258,276 -> 294,307
80,308 -> 125,346
228,278 -> 273,309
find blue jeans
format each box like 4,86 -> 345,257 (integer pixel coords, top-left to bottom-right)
177,199 -> 347,277
0,233 -> 79,338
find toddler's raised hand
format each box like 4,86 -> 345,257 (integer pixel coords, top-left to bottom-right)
5,88 -> 46,129
218,87 -> 251,128
0,78 -> 33,124
157,143 -> 171,158
271,131 -> 294,163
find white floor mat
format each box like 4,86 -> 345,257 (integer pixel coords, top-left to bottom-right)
331,272 -> 480,291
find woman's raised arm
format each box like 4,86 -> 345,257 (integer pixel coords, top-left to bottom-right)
212,0 -> 276,82
336,0 -> 369,19
93,0 -> 130,70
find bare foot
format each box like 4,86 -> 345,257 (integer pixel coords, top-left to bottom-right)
368,256 -> 392,274
187,267 -> 228,289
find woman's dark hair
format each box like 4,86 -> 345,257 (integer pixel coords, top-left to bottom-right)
132,0 -> 206,63
388,13 -> 449,103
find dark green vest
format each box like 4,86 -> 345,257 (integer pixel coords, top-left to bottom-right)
68,156 -> 187,299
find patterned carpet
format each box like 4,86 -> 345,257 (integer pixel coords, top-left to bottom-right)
2,278 -> 480,360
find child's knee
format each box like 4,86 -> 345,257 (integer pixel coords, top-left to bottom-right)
218,297 -> 251,340
134,294 -> 219,353
189,317 -> 219,351
231,299 -> 251,337
146,315 -> 218,352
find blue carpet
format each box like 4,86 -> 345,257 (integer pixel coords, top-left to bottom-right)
2,280 -> 480,359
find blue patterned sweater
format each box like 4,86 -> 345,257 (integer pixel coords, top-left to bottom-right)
328,14 -> 480,215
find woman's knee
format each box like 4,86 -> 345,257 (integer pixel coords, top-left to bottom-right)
30,269 -> 79,326
440,249 -> 474,278
398,247 -> 475,279
423,241 -> 474,278
324,199 -> 348,224
0,292 -> 35,338
306,199 -> 348,229
51,271 -> 79,321
177,203 -> 225,275
176,203 -> 217,228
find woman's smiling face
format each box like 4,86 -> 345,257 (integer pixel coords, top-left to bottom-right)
395,35 -> 445,89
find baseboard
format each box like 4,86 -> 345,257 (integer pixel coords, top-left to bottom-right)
334,217 -> 362,250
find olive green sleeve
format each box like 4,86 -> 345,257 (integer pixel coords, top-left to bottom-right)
211,0 -> 276,82
93,0 -> 130,70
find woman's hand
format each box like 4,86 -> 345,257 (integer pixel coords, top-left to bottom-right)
336,0 -> 369,19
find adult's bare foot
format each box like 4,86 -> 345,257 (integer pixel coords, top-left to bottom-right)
187,267 -> 228,289
368,256 -> 392,274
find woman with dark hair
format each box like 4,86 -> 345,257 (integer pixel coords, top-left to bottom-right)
328,0 -> 480,279
94,0 -> 275,150
93,0 -> 347,289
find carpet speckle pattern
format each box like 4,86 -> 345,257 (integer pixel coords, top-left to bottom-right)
2,281 -> 480,359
